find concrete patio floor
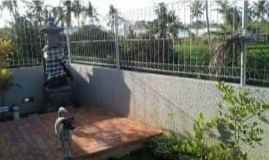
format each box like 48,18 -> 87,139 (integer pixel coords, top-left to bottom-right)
0,107 -> 162,160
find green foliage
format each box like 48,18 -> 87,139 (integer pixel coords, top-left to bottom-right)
0,38 -> 14,67
148,114 -> 235,160
251,0 -> 269,22
147,132 -> 182,160
215,0 -> 241,31
11,17 -> 43,65
0,68 -> 14,94
148,83 -> 269,160
70,25 -> 115,62
108,148 -> 155,160
0,38 -> 15,105
146,2 -> 188,39
175,40 -> 210,65
247,42 -> 269,82
216,82 -> 269,149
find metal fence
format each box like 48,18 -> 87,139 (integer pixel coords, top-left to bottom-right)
4,18 -> 44,68
5,0 -> 268,87
70,0 -> 269,85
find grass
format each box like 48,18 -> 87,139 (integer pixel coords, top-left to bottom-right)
175,40 -> 210,65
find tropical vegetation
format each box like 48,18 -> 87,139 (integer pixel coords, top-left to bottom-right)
143,83 -> 269,160
0,37 -> 15,105
109,82 -> 269,160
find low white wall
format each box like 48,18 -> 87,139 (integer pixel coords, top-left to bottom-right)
71,64 -> 269,159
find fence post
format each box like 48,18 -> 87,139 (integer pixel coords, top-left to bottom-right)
65,28 -> 72,64
113,14 -> 120,69
240,0 -> 248,86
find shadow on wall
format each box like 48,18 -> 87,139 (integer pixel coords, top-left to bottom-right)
4,67 -> 44,114
70,64 -> 197,133
70,65 -> 131,116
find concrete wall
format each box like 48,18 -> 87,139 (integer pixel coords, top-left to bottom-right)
4,66 -> 44,114
71,64 -> 269,160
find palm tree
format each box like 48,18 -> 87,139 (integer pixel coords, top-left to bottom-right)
210,0 -> 242,72
108,5 -> 118,33
215,0 -> 241,33
252,0 -> 268,22
146,3 -> 187,39
155,3 -> 169,38
24,0 -> 45,26
109,5 -> 118,17
84,1 -> 98,25
108,5 -> 127,34
191,0 -> 204,36
63,0 -> 72,27
190,0 -> 211,54
72,0 -> 83,27
0,0 -> 19,20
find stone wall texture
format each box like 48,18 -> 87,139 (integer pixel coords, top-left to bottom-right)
71,64 -> 269,160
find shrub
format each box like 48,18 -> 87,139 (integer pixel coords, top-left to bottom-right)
0,38 -> 13,67
0,38 -> 15,105
216,82 -> 269,159
148,83 -> 269,160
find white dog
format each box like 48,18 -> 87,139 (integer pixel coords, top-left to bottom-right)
55,107 -> 68,139
54,107 -> 73,159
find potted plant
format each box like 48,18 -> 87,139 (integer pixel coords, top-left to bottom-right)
0,38 -> 14,106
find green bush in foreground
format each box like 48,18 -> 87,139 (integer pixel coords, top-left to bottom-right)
148,82 -> 269,160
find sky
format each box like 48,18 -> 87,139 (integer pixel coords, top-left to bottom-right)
0,0 -> 258,28
0,0 -> 179,27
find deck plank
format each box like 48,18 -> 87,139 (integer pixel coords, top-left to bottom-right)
0,107 -> 161,160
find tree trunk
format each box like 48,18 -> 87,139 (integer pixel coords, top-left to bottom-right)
66,1 -> 72,28
205,0 -> 211,55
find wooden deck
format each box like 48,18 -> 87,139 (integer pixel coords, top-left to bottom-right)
0,107 -> 162,160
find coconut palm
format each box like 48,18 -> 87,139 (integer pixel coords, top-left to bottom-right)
108,5 -> 118,32
24,0 -> 45,26
252,0 -> 268,22
0,0 -> 19,20
191,0 -> 205,35
146,3 -> 188,39
83,1 -> 98,25
63,0 -> 72,27
191,0 -> 204,19
210,0 -> 242,73
155,3 -> 170,38
190,0 -> 211,54
215,0 -> 241,33
107,5 -> 127,34
72,0 -> 83,27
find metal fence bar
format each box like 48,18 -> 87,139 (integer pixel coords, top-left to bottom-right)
67,0 -> 269,87
240,0 -> 248,86
65,29 -> 72,64
114,14 -> 120,69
